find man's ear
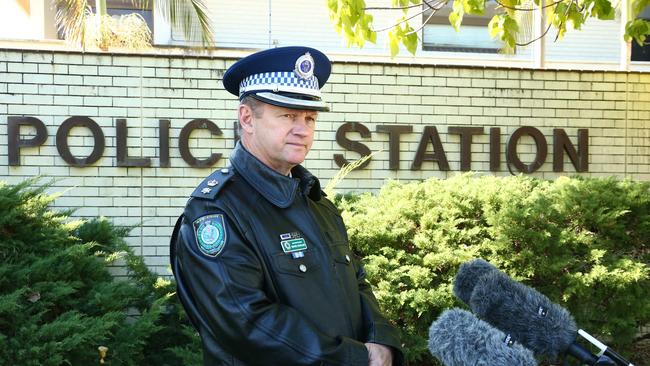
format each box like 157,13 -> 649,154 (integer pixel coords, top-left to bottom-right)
238,104 -> 255,133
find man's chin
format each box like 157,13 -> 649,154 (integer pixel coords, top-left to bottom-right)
285,154 -> 307,166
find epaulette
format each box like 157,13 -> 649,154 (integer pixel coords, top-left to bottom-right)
190,167 -> 235,200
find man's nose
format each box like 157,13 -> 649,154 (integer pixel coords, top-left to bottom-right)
292,116 -> 312,135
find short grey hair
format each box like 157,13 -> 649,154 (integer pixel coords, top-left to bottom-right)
236,95 -> 266,136
240,95 -> 264,118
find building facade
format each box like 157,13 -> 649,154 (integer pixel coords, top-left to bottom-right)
1,1 -> 649,273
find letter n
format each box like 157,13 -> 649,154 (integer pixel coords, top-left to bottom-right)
553,129 -> 588,172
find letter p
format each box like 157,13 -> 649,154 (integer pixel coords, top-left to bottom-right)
8,117 -> 47,166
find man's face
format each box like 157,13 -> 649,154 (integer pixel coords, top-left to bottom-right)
239,102 -> 318,175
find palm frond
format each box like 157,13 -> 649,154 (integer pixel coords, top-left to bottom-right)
84,13 -> 152,50
53,0 -> 91,46
155,0 -> 215,46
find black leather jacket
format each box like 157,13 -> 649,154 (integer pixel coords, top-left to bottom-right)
170,142 -> 403,365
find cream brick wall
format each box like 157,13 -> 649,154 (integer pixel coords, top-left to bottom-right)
1,49 -> 649,274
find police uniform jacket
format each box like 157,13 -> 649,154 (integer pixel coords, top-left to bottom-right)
171,142 -> 403,366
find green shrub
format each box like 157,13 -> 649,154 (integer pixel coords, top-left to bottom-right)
338,174 -> 650,365
0,179 -> 201,365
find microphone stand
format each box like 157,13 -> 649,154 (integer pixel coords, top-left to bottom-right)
561,330 -> 634,366
564,342 -> 616,365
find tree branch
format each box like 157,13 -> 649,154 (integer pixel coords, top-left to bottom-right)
422,0 -> 448,11
516,21 -> 552,45
371,6 -> 429,32
554,0 -> 572,41
405,2 -> 443,35
365,2 -> 425,10
365,0 -> 447,12
493,0 -> 564,11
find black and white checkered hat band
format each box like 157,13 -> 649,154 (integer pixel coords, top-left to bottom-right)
239,71 -> 321,99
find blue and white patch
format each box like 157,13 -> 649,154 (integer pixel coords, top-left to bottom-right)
294,52 -> 314,79
193,214 -> 227,257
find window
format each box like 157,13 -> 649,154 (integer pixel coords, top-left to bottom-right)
631,6 -> 650,62
92,0 -> 154,32
421,1 -> 503,53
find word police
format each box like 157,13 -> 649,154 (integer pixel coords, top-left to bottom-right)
8,116 -> 588,173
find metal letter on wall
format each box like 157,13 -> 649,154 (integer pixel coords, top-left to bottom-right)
506,126 -> 548,173
56,116 -> 105,167
411,126 -> 450,171
159,120 -> 170,168
334,122 -> 372,169
553,129 -> 589,172
490,127 -> 501,171
116,119 -> 151,167
178,119 -> 222,168
8,116 -> 48,166
448,126 -> 484,171
376,125 -> 413,170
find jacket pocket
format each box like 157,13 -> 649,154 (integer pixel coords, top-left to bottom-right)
272,251 -> 321,278
326,230 -> 357,269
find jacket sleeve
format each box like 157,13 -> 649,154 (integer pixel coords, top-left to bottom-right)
174,209 -> 369,366
355,261 -> 405,366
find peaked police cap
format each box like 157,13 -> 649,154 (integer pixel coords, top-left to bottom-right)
222,46 -> 331,111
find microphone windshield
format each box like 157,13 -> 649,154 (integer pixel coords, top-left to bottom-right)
468,270 -> 577,360
453,258 -> 499,305
429,308 -> 537,366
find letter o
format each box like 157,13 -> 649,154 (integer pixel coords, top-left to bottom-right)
56,116 -> 105,167
506,126 -> 547,174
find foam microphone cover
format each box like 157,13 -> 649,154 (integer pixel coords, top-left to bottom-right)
468,270 -> 577,360
429,308 -> 537,366
453,258 -> 499,305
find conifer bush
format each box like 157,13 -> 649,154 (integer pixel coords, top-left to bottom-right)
0,180 -> 201,365
338,175 -> 650,365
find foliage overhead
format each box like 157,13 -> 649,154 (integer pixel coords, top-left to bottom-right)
328,0 -> 650,56
53,0 -> 214,49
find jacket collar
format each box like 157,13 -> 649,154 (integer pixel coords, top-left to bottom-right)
229,142 -> 323,208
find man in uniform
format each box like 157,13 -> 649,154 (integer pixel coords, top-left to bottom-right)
170,46 -> 403,366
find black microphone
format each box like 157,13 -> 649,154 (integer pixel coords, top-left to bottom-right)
428,308 -> 538,366
454,261 -> 634,365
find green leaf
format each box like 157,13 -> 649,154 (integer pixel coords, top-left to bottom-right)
388,30 -> 400,57
502,15 -> 519,48
551,2 -> 569,39
566,4 -> 586,30
403,26 -> 419,54
488,14 -> 500,38
449,0 -> 465,31
464,0 -> 486,15
584,0 -> 616,20
631,0 -> 650,17
625,18 -> 650,46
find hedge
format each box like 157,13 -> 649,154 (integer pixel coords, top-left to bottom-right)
338,174 -> 650,365
1,175 -> 648,365
0,179 -> 200,366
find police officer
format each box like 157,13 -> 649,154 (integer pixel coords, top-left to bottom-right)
170,46 -> 403,366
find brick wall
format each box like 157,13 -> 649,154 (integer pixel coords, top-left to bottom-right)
1,49 -> 649,274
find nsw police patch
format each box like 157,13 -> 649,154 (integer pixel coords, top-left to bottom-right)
193,214 -> 227,257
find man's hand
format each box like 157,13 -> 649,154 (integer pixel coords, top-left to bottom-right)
365,342 -> 393,366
